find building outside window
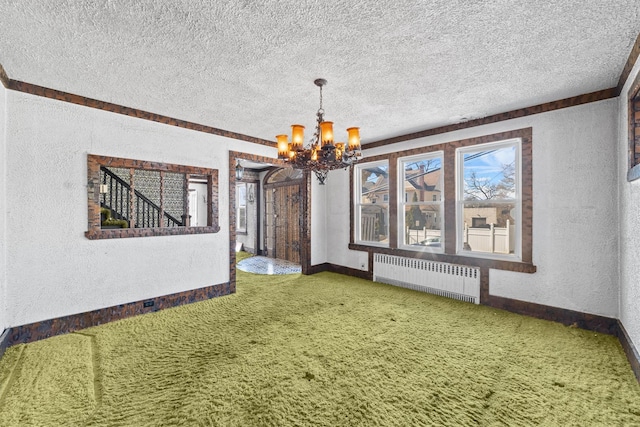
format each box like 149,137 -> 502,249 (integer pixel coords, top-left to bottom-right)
398,152 -> 443,251
457,139 -> 521,259
355,160 -> 389,245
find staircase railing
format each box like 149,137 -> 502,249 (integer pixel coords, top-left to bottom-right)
100,166 -> 183,228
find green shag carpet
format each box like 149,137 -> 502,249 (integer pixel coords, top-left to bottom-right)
0,255 -> 639,426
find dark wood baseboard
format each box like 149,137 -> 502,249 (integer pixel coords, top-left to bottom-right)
327,264 -> 373,280
304,263 -> 330,275
0,329 -> 10,359
618,320 -> 640,383
2,271 -> 639,384
309,265 -> 619,335
6,281 -> 232,347
306,263 -> 373,281
486,295 -> 619,336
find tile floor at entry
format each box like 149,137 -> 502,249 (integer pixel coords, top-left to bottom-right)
237,256 -> 302,275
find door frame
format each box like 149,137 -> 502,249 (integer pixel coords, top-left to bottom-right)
228,152 -> 312,290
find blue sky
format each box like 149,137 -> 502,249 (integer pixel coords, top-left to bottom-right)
463,146 -> 516,199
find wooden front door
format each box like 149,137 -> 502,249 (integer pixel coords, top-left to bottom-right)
264,168 -> 304,264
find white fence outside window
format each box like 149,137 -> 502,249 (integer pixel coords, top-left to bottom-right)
405,220 -> 515,254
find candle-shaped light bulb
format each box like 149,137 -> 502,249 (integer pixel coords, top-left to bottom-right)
319,121 -> 334,146
291,125 -> 305,149
276,134 -> 289,159
347,127 -> 361,151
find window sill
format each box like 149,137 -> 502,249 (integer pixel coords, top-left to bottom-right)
85,226 -> 220,240
456,250 -> 521,263
348,243 -> 536,274
397,244 -> 444,254
354,241 -> 389,248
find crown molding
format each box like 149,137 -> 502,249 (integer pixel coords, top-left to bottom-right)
616,31 -> 640,96
365,31 -> 640,150
0,63 -> 9,88
364,88 -> 617,149
3,75 -> 276,147
1,30 -> 639,150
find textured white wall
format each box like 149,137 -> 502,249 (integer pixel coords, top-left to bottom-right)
311,177 -> 327,266
618,59 -> 640,355
235,182 -> 258,253
330,99 -> 619,317
4,90 -> 274,327
0,83 -> 7,331
326,168 -> 368,270
489,101 -> 618,317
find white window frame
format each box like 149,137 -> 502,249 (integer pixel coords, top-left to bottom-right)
354,160 -> 390,247
236,182 -> 247,233
456,138 -> 522,260
398,151 -> 444,253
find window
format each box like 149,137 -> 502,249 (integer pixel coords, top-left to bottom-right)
457,139 -> 521,259
350,128 -> 532,271
632,91 -> 640,168
398,152 -> 443,251
355,160 -> 389,245
236,183 -> 247,233
628,71 -> 640,180
86,155 -> 219,239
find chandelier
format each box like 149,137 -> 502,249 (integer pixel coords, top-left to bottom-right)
276,78 -> 362,184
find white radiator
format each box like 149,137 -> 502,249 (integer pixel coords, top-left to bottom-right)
373,254 -> 480,304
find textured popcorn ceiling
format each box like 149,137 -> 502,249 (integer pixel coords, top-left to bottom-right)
0,1 -> 639,144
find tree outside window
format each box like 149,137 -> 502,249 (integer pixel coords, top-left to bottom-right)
355,161 -> 389,245
458,141 -> 521,257
399,153 -> 443,250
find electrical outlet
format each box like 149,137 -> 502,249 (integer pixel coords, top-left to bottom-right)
143,300 -> 154,308
360,263 -> 366,269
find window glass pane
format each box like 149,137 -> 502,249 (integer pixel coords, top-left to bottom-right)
238,206 -> 247,231
460,141 -> 520,257
266,168 -> 303,184
360,164 -> 389,204
400,155 -> 443,250
236,183 -> 247,232
462,202 -> 517,255
237,184 -> 247,207
356,161 -> 389,245
463,146 -> 516,201
403,157 -> 442,202
403,204 -> 441,248
360,204 -> 389,243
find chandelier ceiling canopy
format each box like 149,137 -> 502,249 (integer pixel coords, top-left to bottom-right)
277,79 -> 362,184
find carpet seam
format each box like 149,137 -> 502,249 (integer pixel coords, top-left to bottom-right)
0,345 -> 25,408
73,332 -> 103,415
